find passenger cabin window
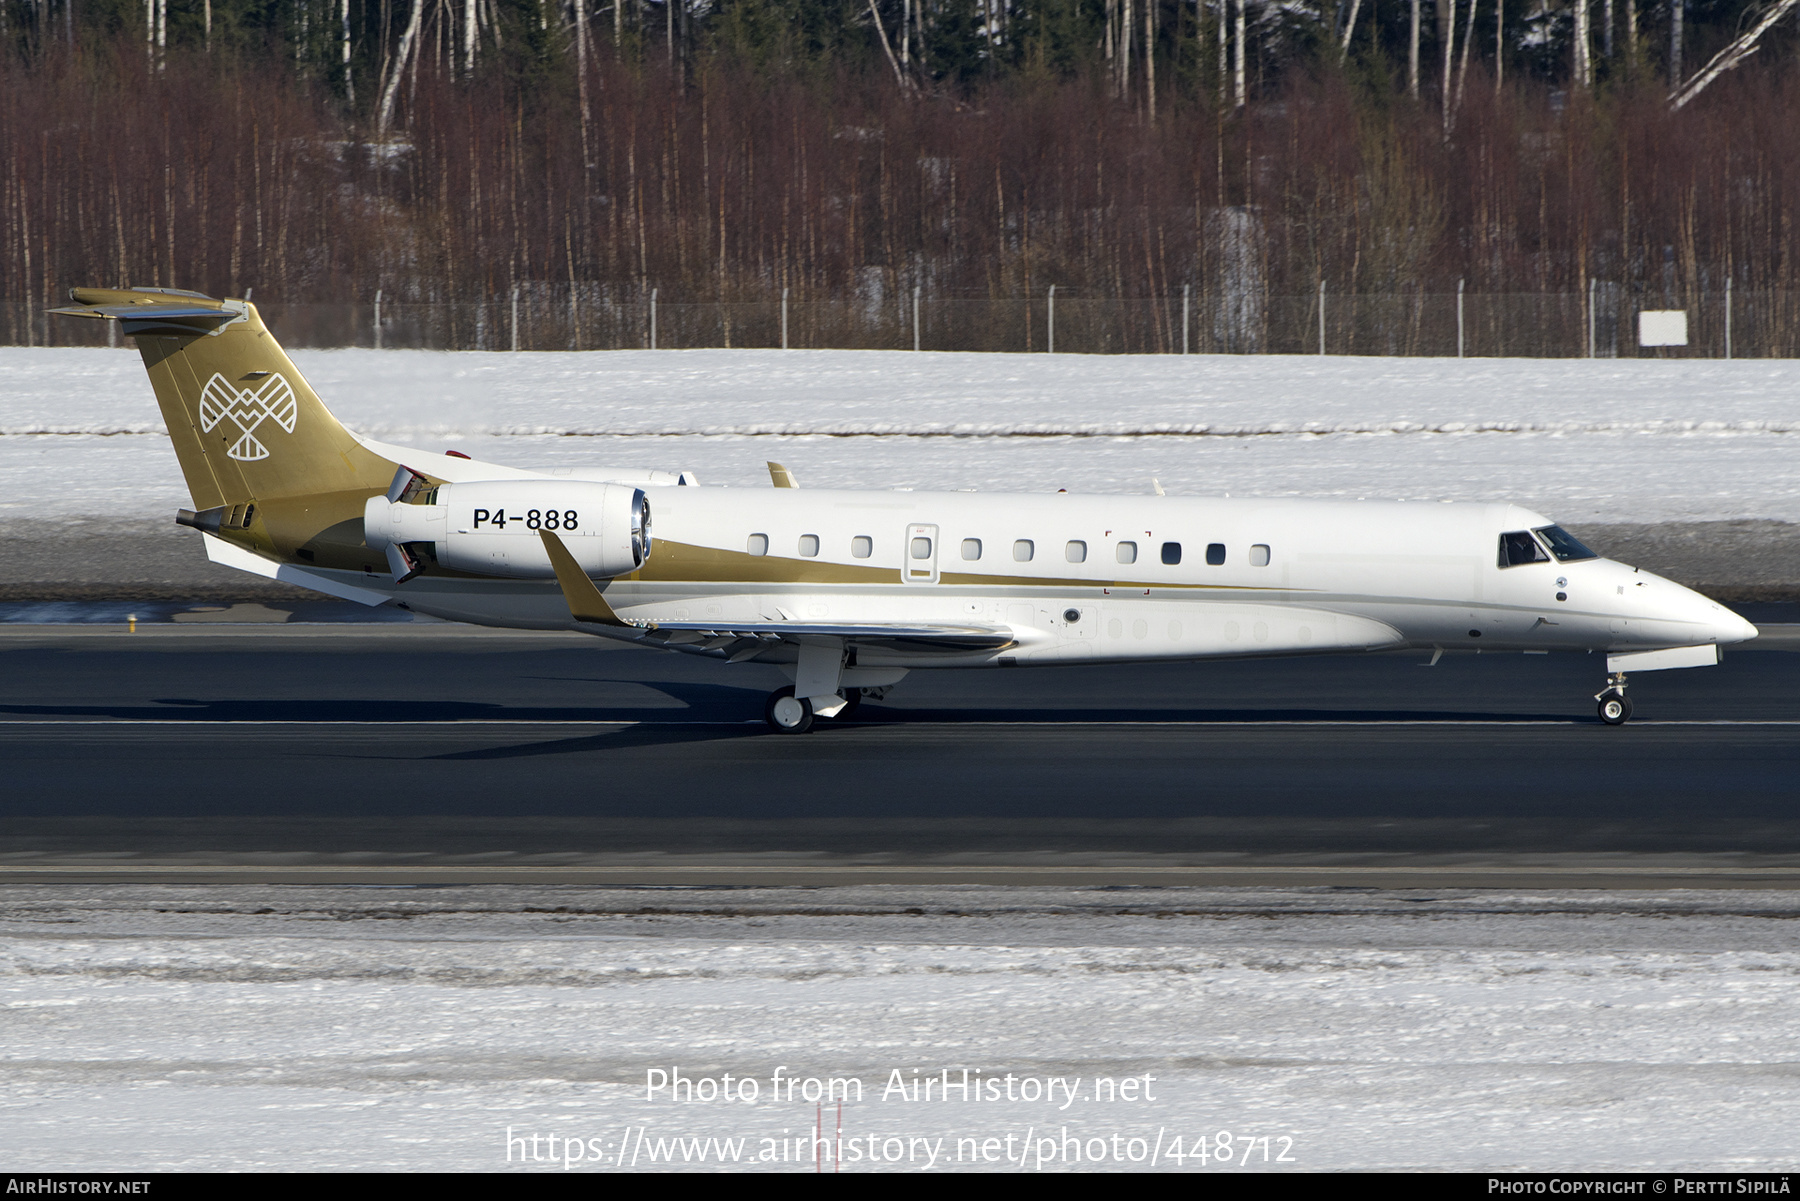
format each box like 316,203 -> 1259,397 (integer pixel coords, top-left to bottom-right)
1534,525 -> 1600,562
1250,544 -> 1271,567
1117,541 -> 1137,565
1161,542 -> 1182,565
911,536 -> 933,560
961,538 -> 982,561
1066,540 -> 1087,563
1205,543 -> 1226,566
851,536 -> 873,559
747,534 -> 769,556
1498,530 -> 1551,568
1013,540 -> 1035,562
798,534 -> 820,557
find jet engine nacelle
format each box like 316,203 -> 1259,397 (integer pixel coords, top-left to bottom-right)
364,479 -> 650,580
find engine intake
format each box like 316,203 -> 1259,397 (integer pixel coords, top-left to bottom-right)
363,479 -> 651,580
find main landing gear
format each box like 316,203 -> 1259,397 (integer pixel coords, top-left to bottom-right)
764,645 -> 899,733
763,685 -> 866,734
1595,672 -> 1634,725
764,686 -> 815,734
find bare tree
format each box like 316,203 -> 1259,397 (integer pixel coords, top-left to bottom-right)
574,0 -> 592,164
342,0 -> 355,104
1441,0 -> 1456,129
1145,0 -> 1156,120
1455,0 -> 1476,110
1670,0 -> 1683,89
1496,0 -> 1504,92
377,0 -> 425,137
1340,0 -> 1365,54
1218,0 -> 1228,105
1670,0 -> 1800,107
1409,0 -> 1420,97
1234,0 -> 1246,108
1121,0 -> 1134,102
1574,0 -> 1590,87
867,0 -> 911,93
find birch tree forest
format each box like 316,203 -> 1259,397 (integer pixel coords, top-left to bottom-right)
6,0 -> 1800,349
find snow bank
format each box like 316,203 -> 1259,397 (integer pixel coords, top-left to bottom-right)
3,347 -> 1796,524
3,886 -> 1797,1172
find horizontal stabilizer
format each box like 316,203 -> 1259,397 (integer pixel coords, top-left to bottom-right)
200,533 -> 391,606
51,288 -> 248,338
50,303 -> 235,322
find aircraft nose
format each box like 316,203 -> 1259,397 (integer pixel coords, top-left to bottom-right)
1630,569 -> 1759,645
1680,586 -> 1757,645
1711,606 -> 1759,645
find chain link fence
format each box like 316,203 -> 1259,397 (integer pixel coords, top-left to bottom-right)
7,288 -> 1798,357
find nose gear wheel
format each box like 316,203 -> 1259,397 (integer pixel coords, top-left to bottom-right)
1595,672 -> 1632,725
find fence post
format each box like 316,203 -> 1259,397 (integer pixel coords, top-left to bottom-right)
782,286 -> 790,350
511,284 -> 520,352
649,288 -> 657,350
1317,280 -> 1326,355
913,285 -> 921,351
1587,278 -> 1596,359
1182,284 -> 1190,355
1457,278 -> 1466,358
1047,285 -> 1056,354
1725,276 -> 1733,359
374,289 -> 383,351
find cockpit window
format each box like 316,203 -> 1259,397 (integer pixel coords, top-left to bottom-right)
1498,530 -> 1551,568
1533,525 -> 1600,562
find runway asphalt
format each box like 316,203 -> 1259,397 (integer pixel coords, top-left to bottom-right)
3,623 -> 1799,887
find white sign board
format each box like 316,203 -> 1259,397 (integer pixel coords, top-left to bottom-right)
1639,310 -> 1689,347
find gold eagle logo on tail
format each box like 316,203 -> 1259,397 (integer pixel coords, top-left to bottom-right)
199,372 -> 298,461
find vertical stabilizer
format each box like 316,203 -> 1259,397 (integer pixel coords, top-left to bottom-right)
53,287 -> 395,510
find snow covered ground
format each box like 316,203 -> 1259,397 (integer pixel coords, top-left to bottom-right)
4,885 -> 1799,1173
3,347 -> 1798,528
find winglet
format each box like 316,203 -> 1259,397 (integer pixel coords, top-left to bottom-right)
767,461 -> 799,488
538,530 -> 635,628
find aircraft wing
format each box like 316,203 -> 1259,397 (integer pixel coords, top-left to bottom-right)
637,621 -> 1015,651
537,530 -> 1014,653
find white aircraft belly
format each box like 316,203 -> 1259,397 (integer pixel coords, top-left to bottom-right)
1078,601 -> 1404,661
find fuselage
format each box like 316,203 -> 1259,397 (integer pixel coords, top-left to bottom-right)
335,478 -> 1757,669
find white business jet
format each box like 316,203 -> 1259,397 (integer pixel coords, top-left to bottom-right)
54,287 -> 1756,732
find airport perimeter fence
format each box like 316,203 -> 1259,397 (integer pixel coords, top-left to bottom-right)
7,286 -> 1795,357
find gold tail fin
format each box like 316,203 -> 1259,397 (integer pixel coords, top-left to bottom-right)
53,287 -> 395,511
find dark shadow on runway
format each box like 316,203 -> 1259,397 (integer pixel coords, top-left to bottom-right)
0,679 -> 776,725
845,705 -> 1585,725
426,724 -> 758,759
0,696 -> 1583,727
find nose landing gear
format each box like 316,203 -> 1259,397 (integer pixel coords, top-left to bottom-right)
1595,672 -> 1633,725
